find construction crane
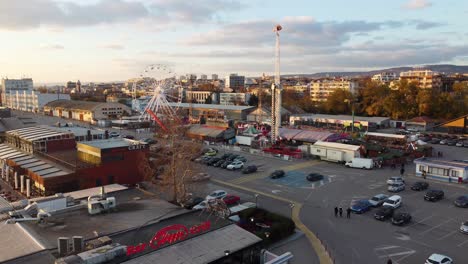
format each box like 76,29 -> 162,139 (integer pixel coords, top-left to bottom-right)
271,24 -> 283,144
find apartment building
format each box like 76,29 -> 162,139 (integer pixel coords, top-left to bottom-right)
219,93 -> 250,105
308,78 -> 359,101
225,74 -> 245,91
371,72 -> 398,83
185,91 -> 212,104
399,69 -> 442,89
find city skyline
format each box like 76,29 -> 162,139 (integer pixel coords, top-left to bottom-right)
0,0 -> 467,83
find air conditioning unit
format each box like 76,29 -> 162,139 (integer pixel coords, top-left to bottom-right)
72,236 -> 84,253
58,237 -> 71,256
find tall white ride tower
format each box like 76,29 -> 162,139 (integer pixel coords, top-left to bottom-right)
271,24 -> 283,143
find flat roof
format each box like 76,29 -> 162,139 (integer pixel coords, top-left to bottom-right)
64,184 -> 128,200
78,138 -> 141,149
365,132 -> 406,139
7,126 -> 73,142
0,223 -> 46,263
168,102 -> 254,111
51,126 -> 106,137
123,224 -> 262,264
313,141 -> 361,151
414,158 -> 468,169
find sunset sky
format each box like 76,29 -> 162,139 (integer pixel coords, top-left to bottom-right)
0,0 -> 467,83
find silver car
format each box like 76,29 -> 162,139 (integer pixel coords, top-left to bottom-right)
387,176 -> 405,185
368,194 -> 389,207
460,221 -> 468,234
388,182 -> 405,192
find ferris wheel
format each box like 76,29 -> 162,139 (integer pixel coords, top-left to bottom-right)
135,64 -> 183,130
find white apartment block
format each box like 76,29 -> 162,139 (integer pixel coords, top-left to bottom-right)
212,74 -> 218,80
371,72 -> 398,83
309,78 -> 359,101
225,74 -> 245,91
200,74 -> 208,80
284,84 -> 308,94
3,90 -> 71,112
399,69 -> 442,89
186,91 -> 212,104
1,78 -> 33,93
219,93 -> 250,105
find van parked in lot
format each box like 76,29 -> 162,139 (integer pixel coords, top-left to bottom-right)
345,158 -> 374,169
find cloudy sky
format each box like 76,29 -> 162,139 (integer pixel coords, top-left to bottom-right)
0,0 -> 467,83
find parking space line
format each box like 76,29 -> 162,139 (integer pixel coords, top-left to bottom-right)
375,245 -> 399,250
377,250 -> 416,258
419,218 -> 454,235
457,239 -> 468,247
437,230 -> 458,240
403,214 -> 435,230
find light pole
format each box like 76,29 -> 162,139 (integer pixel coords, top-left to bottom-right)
255,194 -> 259,208
344,99 -> 355,133
289,203 -> 295,218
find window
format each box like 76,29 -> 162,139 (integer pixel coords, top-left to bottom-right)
451,171 -> 459,177
418,165 -> 425,172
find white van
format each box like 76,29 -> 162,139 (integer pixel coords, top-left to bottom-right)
383,195 -> 402,209
345,158 -> 374,169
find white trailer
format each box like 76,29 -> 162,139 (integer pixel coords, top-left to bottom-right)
345,158 -> 374,169
235,135 -> 254,146
310,141 -> 361,163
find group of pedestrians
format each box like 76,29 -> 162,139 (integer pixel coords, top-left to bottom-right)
334,206 -> 351,218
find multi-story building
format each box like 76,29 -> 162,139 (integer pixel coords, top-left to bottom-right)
219,93 -> 250,105
212,74 -> 218,80
200,74 -> 208,80
1,78 -> 33,93
185,91 -> 212,104
308,78 -> 359,101
44,100 -> 132,122
225,74 -> 245,92
3,91 -> 71,112
399,69 -> 442,89
371,72 -> 398,83
284,84 -> 308,95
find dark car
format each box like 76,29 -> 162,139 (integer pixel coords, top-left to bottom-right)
392,212 -> 412,226
220,161 -> 231,169
123,135 -> 135,139
183,197 -> 204,209
140,138 -> 157,144
350,200 -> 372,214
201,157 -> 212,165
424,189 -> 444,202
213,160 -> 225,167
374,206 -> 394,221
411,181 -> 429,191
430,138 -> 441,144
227,154 -> 239,161
220,153 -> 231,159
454,195 -> 468,208
242,165 -> 257,174
207,158 -> 221,166
306,173 -> 324,182
270,170 -> 286,179
234,156 -> 247,162
447,140 -> 457,146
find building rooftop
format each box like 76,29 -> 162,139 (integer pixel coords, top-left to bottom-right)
44,100 -> 103,111
50,125 -> 106,137
167,102 -> 254,111
78,138 -> 142,150
0,222 -> 46,263
290,113 -> 390,123
414,158 -> 468,169
6,126 -> 73,142
313,141 -> 361,151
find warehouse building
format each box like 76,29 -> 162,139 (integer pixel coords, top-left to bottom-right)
44,100 -> 132,122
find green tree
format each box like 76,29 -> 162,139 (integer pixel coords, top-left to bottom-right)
358,80 -> 391,116
323,89 -> 353,114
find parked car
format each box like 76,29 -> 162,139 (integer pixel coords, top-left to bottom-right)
411,181 -> 429,191
424,190 -> 444,202
306,173 -> 324,182
192,200 -> 208,210
387,176 -> 405,185
220,153 -> 231,159
270,170 -> 286,179
242,165 -> 257,174
226,154 -> 239,161
425,254 -> 453,264
456,141 -> 464,147
123,135 -> 135,139
460,221 -> 468,234
464,141 -> 468,148
190,173 -> 211,182
383,195 -> 402,209
183,197 -> 204,209
350,200 -> 372,214
205,190 -> 227,200
430,138 -> 441,144
109,131 -> 120,138
227,160 -> 244,170
447,140 -> 456,146
222,194 -> 241,205
388,182 -> 405,192
234,156 -> 247,162
204,149 -> 218,156
439,139 -> 448,145
140,138 -> 157,144
207,158 -> 221,166
220,161 -> 231,169
213,160 -> 225,167
454,195 -> 468,208
374,206 -> 394,221
368,194 -> 388,207
392,212 -> 412,226
201,157 -> 213,165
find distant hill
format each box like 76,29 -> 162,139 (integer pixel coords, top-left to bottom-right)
282,64 -> 468,78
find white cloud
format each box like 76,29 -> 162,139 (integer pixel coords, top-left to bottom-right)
0,0 -> 244,30
100,44 -> 125,50
403,0 -> 432,10
40,44 -> 65,50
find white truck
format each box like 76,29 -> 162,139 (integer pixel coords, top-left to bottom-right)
345,158 -> 374,169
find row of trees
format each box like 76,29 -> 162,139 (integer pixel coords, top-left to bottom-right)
251,80 -> 467,120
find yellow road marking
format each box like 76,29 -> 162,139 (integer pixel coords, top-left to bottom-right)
230,172 -> 269,184
212,178 -> 334,264
282,160 -> 322,171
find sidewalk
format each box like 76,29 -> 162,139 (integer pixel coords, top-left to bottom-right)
269,231 -> 320,264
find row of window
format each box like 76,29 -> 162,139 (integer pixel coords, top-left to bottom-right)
419,165 -> 460,177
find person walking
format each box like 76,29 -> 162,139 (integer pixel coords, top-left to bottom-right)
334,207 -> 338,217
339,207 -> 343,217
387,258 -> 393,264
400,167 -> 405,176
346,207 -> 351,219
422,170 -> 427,179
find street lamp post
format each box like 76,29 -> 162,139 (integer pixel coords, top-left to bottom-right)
344,99 -> 355,133
255,194 -> 259,208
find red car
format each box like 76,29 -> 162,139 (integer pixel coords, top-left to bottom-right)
223,194 -> 240,205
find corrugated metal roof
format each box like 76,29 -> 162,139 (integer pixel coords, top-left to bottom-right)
64,184 -> 128,200
0,223 -> 45,263
123,224 -> 261,264
188,125 -> 225,138
0,196 -> 12,213
7,126 -> 72,142
365,132 -> 406,139
291,113 -> 390,123
168,102 -> 254,111
44,99 -> 103,111
313,141 -> 361,151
